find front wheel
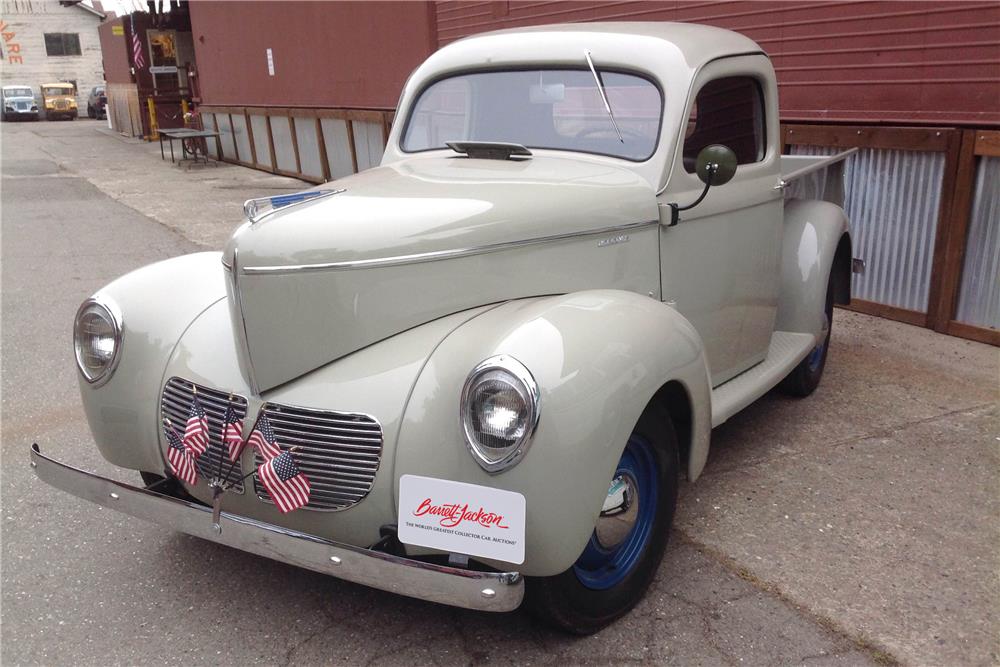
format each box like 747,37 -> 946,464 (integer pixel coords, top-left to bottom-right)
527,405 -> 679,634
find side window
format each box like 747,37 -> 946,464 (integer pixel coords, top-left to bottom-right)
44,33 -> 82,57
683,76 -> 765,173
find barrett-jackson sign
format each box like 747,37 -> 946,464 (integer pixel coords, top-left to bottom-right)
398,474 -> 526,564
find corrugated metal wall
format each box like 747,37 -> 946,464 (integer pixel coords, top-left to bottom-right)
789,145 -> 944,313
956,157 -> 1000,328
436,1 -> 1000,126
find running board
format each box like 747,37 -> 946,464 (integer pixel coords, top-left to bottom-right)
711,331 -> 816,427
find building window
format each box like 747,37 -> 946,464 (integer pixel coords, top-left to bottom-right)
44,33 -> 82,57
683,76 -> 765,172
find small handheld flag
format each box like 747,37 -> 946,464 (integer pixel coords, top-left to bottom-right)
246,414 -> 281,461
165,423 -> 198,485
257,451 -> 311,513
183,391 -> 209,459
222,403 -> 244,462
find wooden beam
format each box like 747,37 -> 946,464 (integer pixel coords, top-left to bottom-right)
925,129 -> 968,331
315,116 -> 331,183
945,321 -> 1000,347
783,124 -> 951,152
973,130 -> 1000,158
841,299 -> 927,328
927,129 -> 978,332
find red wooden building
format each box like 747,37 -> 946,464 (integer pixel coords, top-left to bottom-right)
186,1 -> 1000,345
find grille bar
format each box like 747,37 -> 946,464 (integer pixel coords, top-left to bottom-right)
161,378 -> 248,493
254,402 -> 382,511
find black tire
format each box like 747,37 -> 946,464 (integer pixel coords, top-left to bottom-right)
140,471 -> 196,501
526,404 -> 679,635
87,105 -> 95,118
780,273 -> 834,397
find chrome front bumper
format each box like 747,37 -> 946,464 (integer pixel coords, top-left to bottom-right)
29,444 -> 523,612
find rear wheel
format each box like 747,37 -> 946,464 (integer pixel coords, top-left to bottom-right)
527,405 -> 679,634
780,273 -> 834,397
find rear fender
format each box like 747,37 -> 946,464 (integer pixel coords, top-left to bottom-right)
395,290 -> 711,576
775,199 -> 851,337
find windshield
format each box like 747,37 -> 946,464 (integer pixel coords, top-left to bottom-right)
402,69 -> 662,161
43,86 -> 73,96
5,88 -> 32,98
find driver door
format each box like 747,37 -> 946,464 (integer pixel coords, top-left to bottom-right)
658,57 -> 783,386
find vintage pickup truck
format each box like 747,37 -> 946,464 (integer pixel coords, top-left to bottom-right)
34,22 -> 855,633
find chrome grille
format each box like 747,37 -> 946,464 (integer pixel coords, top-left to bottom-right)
160,377 -> 248,492
254,403 -> 382,511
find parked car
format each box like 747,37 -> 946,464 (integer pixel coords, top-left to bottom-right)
34,23 -> 855,634
87,85 -> 107,119
41,82 -> 77,120
1,85 -> 39,121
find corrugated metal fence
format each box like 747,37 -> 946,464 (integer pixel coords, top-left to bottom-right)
785,126 -> 1000,345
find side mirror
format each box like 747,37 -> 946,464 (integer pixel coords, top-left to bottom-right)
666,144 -> 738,226
695,144 -> 738,186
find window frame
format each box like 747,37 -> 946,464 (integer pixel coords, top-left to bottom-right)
681,74 -> 767,174
399,66 -> 666,164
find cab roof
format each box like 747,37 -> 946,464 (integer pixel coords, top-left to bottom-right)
469,21 -> 765,65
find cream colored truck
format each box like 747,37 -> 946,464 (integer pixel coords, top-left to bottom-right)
33,22 -> 856,634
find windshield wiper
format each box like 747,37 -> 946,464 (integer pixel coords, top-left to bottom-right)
584,50 -> 624,144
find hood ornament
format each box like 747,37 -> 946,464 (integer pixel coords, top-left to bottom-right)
243,188 -> 345,224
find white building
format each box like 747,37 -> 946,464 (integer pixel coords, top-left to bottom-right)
0,0 -> 107,115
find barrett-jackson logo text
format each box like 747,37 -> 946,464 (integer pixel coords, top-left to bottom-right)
413,498 -> 510,529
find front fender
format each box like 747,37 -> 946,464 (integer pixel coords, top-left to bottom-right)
79,252 -> 226,473
775,199 -> 851,336
395,290 -> 711,576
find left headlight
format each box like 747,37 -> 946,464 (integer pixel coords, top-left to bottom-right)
73,297 -> 123,386
460,354 -> 540,473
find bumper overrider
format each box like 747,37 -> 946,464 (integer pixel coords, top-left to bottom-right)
29,444 -> 524,612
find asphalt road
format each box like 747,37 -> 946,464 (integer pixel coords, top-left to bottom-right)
2,120 -> 996,666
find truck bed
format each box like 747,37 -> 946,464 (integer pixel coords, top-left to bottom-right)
780,148 -> 857,208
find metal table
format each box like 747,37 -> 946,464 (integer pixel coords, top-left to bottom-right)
158,128 -> 220,165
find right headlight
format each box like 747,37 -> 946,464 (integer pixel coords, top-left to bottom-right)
73,297 -> 123,386
460,354 -> 540,473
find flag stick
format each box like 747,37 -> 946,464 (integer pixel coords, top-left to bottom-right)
212,393 -> 234,483
227,446 -> 299,489
163,417 -> 213,482
218,409 -> 253,490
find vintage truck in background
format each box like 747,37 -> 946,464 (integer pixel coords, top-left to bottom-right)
33,23 -> 855,633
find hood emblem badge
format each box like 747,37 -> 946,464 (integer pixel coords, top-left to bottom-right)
243,188 -> 345,224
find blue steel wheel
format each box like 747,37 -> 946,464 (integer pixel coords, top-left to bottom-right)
526,404 -> 678,635
573,435 -> 659,590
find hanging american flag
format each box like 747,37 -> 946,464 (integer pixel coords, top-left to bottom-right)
183,392 -> 209,458
165,423 -> 198,485
130,14 -> 145,71
257,451 -> 311,513
222,403 -> 244,462
246,413 -> 282,461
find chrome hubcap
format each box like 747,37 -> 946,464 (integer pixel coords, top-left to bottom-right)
595,473 -> 639,550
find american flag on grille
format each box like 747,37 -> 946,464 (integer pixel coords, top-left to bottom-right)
246,413 -> 281,461
222,403 -> 244,462
130,14 -> 145,70
183,393 -> 210,459
165,423 -> 198,485
257,451 -> 311,513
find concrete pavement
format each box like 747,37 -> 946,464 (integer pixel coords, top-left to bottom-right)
2,119 -> 997,665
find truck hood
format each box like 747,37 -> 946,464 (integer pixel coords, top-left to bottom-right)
224,155 -> 660,392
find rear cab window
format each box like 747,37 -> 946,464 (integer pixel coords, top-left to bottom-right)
683,76 -> 765,173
